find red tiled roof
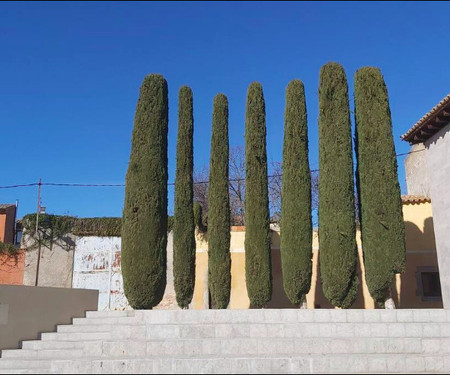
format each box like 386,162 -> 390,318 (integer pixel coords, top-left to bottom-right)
401,94 -> 450,144
401,195 -> 431,204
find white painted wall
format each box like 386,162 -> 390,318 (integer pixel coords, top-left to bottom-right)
425,123 -> 450,308
72,236 -> 128,311
72,232 -> 177,311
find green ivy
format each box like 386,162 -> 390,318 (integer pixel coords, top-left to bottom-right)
21,213 -> 174,240
0,241 -> 19,256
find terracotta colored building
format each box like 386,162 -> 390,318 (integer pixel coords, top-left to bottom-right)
0,204 -> 16,244
0,203 -> 25,285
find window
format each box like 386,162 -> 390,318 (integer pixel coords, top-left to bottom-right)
416,267 -> 442,302
14,229 -> 22,246
421,272 -> 441,297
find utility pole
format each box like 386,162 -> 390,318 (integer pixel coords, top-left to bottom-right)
35,178 -> 42,287
14,199 -> 19,246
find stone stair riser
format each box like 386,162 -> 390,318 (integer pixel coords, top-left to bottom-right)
47,355 -> 450,374
2,310 -> 450,374
44,322 -> 450,340
4,337 -> 450,361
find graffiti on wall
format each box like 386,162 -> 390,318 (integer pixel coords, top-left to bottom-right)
72,237 -> 129,311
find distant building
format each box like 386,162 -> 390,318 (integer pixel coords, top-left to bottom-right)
0,204 -> 17,244
402,93 -> 450,308
0,203 -> 24,285
0,195 -> 441,310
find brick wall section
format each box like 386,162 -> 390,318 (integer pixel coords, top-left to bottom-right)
0,251 -> 25,285
425,123 -> 450,308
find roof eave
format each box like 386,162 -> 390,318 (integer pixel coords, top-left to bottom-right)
401,94 -> 450,144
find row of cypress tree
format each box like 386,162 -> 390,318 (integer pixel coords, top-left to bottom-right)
121,63 -> 405,310
317,63 -> 406,308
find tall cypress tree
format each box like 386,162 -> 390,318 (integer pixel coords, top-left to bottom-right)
281,80 -> 312,305
173,86 -> 196,309
121,74 -> 168,309
244,82 -> 272,308
318,63 -> 358,309
208,93 -> 231,309
354,67 -> 406,306
194,202 -> 206,233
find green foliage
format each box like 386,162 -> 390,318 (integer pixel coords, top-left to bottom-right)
22,214 -> 75,249
193,202 -> 207,234
354,67 -> 406,306
121,74 -> 168,310
208,93 -> 231,309
22,214 -> 73,236
173,86 -> 196,309
167,216 -> 174,233
280,80 -> 313,305
73,218 -> 121,237
0,241 -> 19,256
22,214 -> 173,237
318,63 -> 358,308
244,82 -> 272,308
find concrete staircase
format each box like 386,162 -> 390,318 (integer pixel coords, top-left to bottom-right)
1,309 -> 450,374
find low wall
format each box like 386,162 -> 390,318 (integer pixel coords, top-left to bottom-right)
72,232 -> 178,311
0,251 -> 25,285
22,234 -> 75,288
0,285 -> 98,350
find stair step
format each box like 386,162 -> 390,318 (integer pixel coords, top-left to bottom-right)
21,341 -> 86,350
0,369 -> 52,374
52,322 -> 450,339
1,349 -> 85,359
57,324 -> 120,333
4,337 -> 450,360
72,317 -> 142,326
2,309 -> 450,373
134,309 -> 450,324
40,332 -> 114,342
47,354 -> 450,374
0,359 -> 51,370
77,309 -> 450,325
85,311 -> 134,319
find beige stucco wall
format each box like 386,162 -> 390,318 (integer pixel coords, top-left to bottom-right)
402,200 -> 435,252
22,234 -> 75,288
404,143 -> 431,197
190,201 -> 439,309
15,199 -> 439,310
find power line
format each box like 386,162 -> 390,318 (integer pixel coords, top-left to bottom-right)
0,183 -> 39,189
44,183 -> 126,187
394,149 -> 425,157
0,148 -> 424,190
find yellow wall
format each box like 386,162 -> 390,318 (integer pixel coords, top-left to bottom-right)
191,201 -> 441,309
402,201 -> 435,252
398,201 -> 441,308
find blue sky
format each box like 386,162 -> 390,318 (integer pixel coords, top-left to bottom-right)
1,1 -> 449,219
